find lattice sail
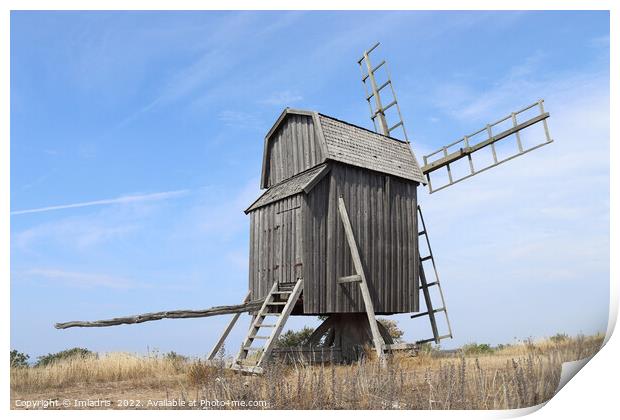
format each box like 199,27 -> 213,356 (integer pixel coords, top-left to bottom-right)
422,100 -> 553,193
358,42 -> 410,142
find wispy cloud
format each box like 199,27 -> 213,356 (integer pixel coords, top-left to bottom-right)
13,216 -> 139,250
260,90 -> 304,106
11,189 -> 189,216
428,50 -> 606,124
419,68 -> 609,288
217,110 -> 265,130
16,268 -> 143,290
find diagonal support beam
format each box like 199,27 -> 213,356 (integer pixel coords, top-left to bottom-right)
337,196 -> 386,364
207,291 -> 251,360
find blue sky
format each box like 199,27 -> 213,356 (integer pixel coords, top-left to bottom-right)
10,11 -> 609,359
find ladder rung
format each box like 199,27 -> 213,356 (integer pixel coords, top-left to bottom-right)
255,324 -> 275,328
250,335 -> 271,340
420,255 -> 433,262
274,290 -> 292,294
365,80 -> 390,100
388,121 -> 403,132
416,334 -> 452,345
267,302 -> 286,306
361,60 -> 386,82
383,99 -> 397,112
357,42 -> 380,64
372,100 -> 396,117
243,346 -> 262,351
418,230 -> 426,236
411,308 -> 445,319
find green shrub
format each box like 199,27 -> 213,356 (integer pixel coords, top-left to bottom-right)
10,349 -> 30,368
462,343 -> 494,355
550,333 -> 569,343
417,342 -> 441,356
35,347 -> 95,367
164,351 -> 188,362
377,318 -> 404,342
276,326 -> 315,348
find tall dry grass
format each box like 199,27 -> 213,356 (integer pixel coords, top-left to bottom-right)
11,334 -> 604,410
11,352 -> 187,392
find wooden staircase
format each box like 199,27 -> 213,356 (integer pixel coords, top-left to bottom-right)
231,279 -> 303,374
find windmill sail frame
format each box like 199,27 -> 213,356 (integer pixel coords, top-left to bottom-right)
358,42 -> 410,143
422,100 -> 553,193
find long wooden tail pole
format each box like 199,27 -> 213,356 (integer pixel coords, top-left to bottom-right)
337,196 -> 386,363
54,299 -> 264,329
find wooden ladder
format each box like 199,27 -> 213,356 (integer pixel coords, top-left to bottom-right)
411,205 -> 453,345
231,279 -> 303,374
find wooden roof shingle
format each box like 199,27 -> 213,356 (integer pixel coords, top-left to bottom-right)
246,164 -> 330,213
318,114 -> 426,184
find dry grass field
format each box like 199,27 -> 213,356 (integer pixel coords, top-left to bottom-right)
11,334 -> 603,410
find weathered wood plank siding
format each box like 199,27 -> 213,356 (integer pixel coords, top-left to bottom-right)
249,195 -> 304,301
265,114 -> 324,187
303,163 -> 419,315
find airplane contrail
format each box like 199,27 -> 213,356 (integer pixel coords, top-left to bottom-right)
11,189 -> 190,216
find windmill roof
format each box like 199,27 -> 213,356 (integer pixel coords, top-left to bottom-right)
246,163 -> 330,213
317,113 -> 426,184
262,108 -> 426,186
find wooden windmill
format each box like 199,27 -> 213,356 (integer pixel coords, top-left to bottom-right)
222,42 -> 552,373
55,43 -> 553,375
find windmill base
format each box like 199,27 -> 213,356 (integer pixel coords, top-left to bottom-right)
282,314 -> 394,363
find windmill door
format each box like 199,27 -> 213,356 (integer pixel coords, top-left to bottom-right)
274,196 -> 303,288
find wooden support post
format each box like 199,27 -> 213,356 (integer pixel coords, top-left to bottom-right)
207,291 -> 251,360
337,196 -> 386,364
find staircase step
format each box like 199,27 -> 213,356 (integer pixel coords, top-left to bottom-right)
230,279 -> 304,372
230,365 -> 264,375
383,343 -> 417,351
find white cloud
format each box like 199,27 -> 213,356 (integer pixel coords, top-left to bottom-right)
260,90 -> 304,106
11,189 -> 188,216
217,110 -> 264,130
428,49 -> 607,126
16,268 -> 142,290
13,215 -> 139,250
11,189 -> 190,251
419,66 -> 609,291
195,178 -> 260,240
